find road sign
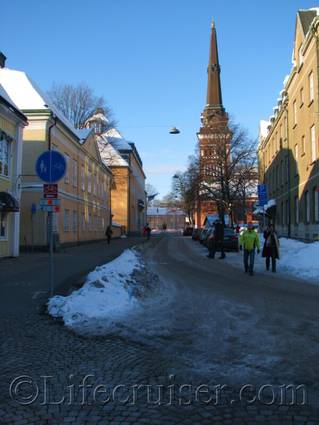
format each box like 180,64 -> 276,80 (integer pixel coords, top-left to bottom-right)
40,198 -> 61,206
40,205 -> 60,213
43,183 -> 58,199
257,184 -> 268,206
35,150 -> 66,183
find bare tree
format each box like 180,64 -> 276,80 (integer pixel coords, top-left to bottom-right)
199,121 -> 257,225
47,82 -> 116,129
145,183 -> 158,206
172,155 -> 200,225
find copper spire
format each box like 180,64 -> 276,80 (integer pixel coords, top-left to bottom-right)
206,19 -> 223,109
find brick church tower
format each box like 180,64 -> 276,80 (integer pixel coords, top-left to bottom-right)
196,20 -> 231,227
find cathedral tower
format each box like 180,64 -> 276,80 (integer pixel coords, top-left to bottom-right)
196,20 -> 231,226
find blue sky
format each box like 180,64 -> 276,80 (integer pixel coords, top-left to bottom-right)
2,0 -> 317,196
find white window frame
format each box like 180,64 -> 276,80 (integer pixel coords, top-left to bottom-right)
311,125 -> 316,163
0,137 -> 11,178
0,213 -> 8,240
64,154 -> 70,184
64,209 -> 70,232
72,210 -> 77,232
73,159 -> 78,188
309,71 -> 314,103
305,191 -> 310,224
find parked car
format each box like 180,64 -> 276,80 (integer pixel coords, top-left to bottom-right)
199,227 -> 212,244
206,227 -> 239,252
183,227 -> 194,236
192,228 -> 202,240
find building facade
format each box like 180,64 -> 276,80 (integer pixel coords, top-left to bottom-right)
258,8 -> 319,241
0,66 -> 112,250
86,111 -> 147,235
147,207 -> 186,231
196,21 -> 232,227
0,70 -> 27,257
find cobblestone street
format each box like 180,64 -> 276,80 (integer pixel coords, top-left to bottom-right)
1,235 -> 319,424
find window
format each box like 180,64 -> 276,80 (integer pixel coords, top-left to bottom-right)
301,135 -> 305,155
88,213 -> 92,231
88,171 -> 92,193
293,100 -> 297,126
309,71 -> 314,103
81,165 -> 85,191
64,209 -> 70,232
300,87 -> 304,106
0,137 -> 10,177
72,211 -> 77,232
294,196 -> 299,224
73,160 -> 78,187
305,191 -> 310,224
0,213 -> 7,239
298,46 -> 303,67
64,154 -> 70,184
82,212 -> 86,230
311,125 -> 316,162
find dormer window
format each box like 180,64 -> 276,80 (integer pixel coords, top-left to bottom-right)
94,122 -> 102,134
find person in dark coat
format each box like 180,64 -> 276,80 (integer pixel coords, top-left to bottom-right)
144,223 -> 151,240
207,220 -> 225,259
215,220 -> 225,259
262,224 -> 280,272
105,225 -> 113,245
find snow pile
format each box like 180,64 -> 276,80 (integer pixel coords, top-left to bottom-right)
219,235 -> 319,282
279,238 -> 319,280
48,249 -> 142,327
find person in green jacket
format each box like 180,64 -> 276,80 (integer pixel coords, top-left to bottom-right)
239,222 -> 260,276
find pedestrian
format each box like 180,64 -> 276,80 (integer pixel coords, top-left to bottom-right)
239,222 -> 260,276
262,224 -> 280,272
235,224 -> 241,234
207,222 -> 217,259
215,219 -> 225,259
105,225 -> 113,244
144,223 -> 151,241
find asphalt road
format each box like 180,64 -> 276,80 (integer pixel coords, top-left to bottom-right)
144,235 -> 319,399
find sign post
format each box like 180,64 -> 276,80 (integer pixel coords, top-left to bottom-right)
35,150 -> 66,297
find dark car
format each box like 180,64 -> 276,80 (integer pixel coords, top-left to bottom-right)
183,227 -> 194,236
206,228 -> 239,252
192,228 -> 202,240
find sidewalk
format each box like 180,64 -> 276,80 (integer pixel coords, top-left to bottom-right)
0,237 -> 148,315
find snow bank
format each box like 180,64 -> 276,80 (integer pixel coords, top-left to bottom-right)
224,236 -> 319,282
279,238 -> 319,280
48,249 -> 142,327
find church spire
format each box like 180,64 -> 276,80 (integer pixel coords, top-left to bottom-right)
206,19 -> 223,110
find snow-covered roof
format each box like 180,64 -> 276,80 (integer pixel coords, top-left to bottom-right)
0,67 -> 90,141
97,135 -> 129,167
259,120 -> 270,139
0,83 -> 27,123
147,207 -> 186,216
104,128 -> 132,151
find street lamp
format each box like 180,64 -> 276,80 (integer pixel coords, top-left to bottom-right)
169,127 -> 180,134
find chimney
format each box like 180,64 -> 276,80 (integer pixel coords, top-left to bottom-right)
0,52 -> 6,68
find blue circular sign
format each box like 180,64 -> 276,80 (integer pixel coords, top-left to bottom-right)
35,150 -> 67,183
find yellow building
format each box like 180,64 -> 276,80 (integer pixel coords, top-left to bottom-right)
0,70 -> 27,257
258,8 -> 319,241
86,112 -> 147,235
0,66 -> 112,250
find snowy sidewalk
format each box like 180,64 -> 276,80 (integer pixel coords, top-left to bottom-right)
0,237 -> 147,315
193,235 -> 319,283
